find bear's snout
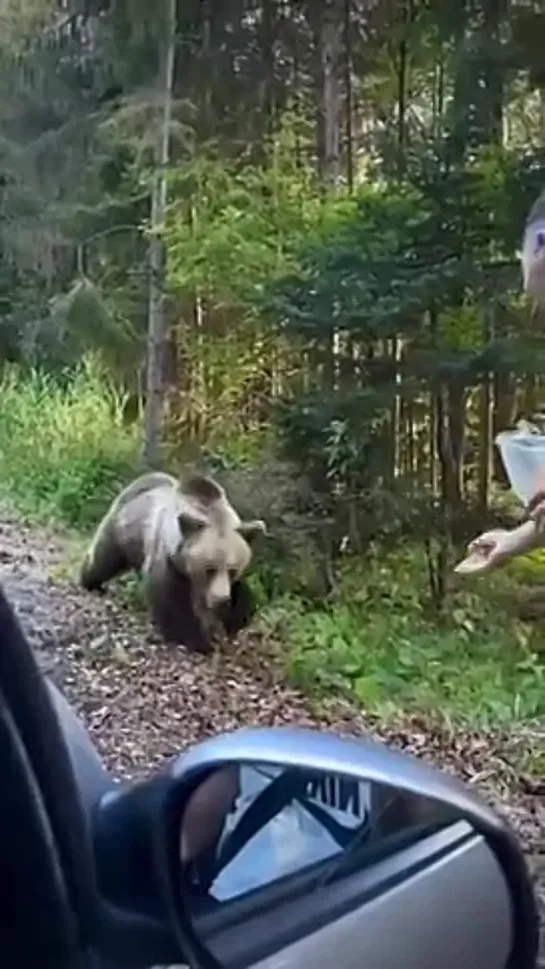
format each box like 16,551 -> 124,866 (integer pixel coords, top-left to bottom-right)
207,573 -> 232,609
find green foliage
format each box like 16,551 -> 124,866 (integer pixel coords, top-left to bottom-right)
265,161 -> 542,348
262,549 -> 544,729
41,275 -> 139,370
275,389 -> 393,498
165,134 -> 336,310
261,150 -> 545,559
0,356 -> 139,526
161,124 -> 355,448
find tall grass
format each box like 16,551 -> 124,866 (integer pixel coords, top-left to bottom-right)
0,356 -> 139,527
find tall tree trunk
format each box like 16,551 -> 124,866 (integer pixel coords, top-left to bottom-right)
446,383 -> 466,507
201,0 -> 213,135
433,53 -> 445,138
524,373 -> 537,414
390,336 -> 401,479
432,380 -> 450,610
396,0 -> 412,175
312,0 -> 342,190
476,0 -> 505,504
428,310 -> 439,494
389,1 -> 411,476
261,0 -> 277,145
343,0 -> 354,191
493,371 -> 516,483
479,307 -> 494,511
143,0 -> 177,466
405,390 -> 416,476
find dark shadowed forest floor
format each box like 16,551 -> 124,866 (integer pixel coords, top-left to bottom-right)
0,506 -> 542,963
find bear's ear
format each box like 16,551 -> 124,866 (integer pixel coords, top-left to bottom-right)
178,512 -> 208,539
180,473 -> 225,507
238,519 -> 267,545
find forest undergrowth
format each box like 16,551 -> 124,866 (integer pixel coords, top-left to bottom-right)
0,360 -> 542,760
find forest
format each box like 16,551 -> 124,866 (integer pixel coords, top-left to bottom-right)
0,0 -> 543,760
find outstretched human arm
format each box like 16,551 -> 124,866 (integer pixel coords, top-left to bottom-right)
454,519 -> 544,575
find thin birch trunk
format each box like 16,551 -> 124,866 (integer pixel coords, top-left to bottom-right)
143,0 -> 176,466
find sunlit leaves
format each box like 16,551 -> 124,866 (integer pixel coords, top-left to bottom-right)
164,137 -> 329,308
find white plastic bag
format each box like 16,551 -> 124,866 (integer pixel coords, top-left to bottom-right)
495,424 -> 545,506
211,765 -> 368,902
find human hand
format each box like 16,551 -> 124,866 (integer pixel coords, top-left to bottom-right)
454,529 -> 520,575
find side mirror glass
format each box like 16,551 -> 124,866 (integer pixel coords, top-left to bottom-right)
165,729 -> 538,969
178,761 -> 457,907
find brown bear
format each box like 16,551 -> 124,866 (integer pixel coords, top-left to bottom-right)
79,471 -> 266,653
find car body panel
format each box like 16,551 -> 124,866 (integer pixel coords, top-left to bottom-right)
202,825 -> 513,969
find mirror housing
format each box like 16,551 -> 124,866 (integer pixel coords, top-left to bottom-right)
57,716 -> 538,969
164,727 -> 539,969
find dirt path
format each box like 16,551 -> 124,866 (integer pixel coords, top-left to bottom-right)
0,507 -> 542,960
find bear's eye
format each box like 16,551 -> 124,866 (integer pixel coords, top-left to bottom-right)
204,566 -> 217,579
228,568 -> 238,581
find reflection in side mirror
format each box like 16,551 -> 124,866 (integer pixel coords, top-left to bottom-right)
167,730 -> 539,969
178,762 -> 457,908
179,765 -> 241,866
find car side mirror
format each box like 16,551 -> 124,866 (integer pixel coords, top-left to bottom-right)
166,728 -> 539,969
91,726 -> 539,969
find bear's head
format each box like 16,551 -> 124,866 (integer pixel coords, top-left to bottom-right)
175,513 -> 266,611
172,473 -> 266,612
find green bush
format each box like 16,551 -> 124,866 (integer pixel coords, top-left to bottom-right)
260,547 -> 545,728
0,355 -> 139,527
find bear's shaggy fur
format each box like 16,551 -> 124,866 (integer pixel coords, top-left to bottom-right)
80,471 -> 266,653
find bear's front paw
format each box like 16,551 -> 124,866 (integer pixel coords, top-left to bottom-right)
155,614 -> 214,655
